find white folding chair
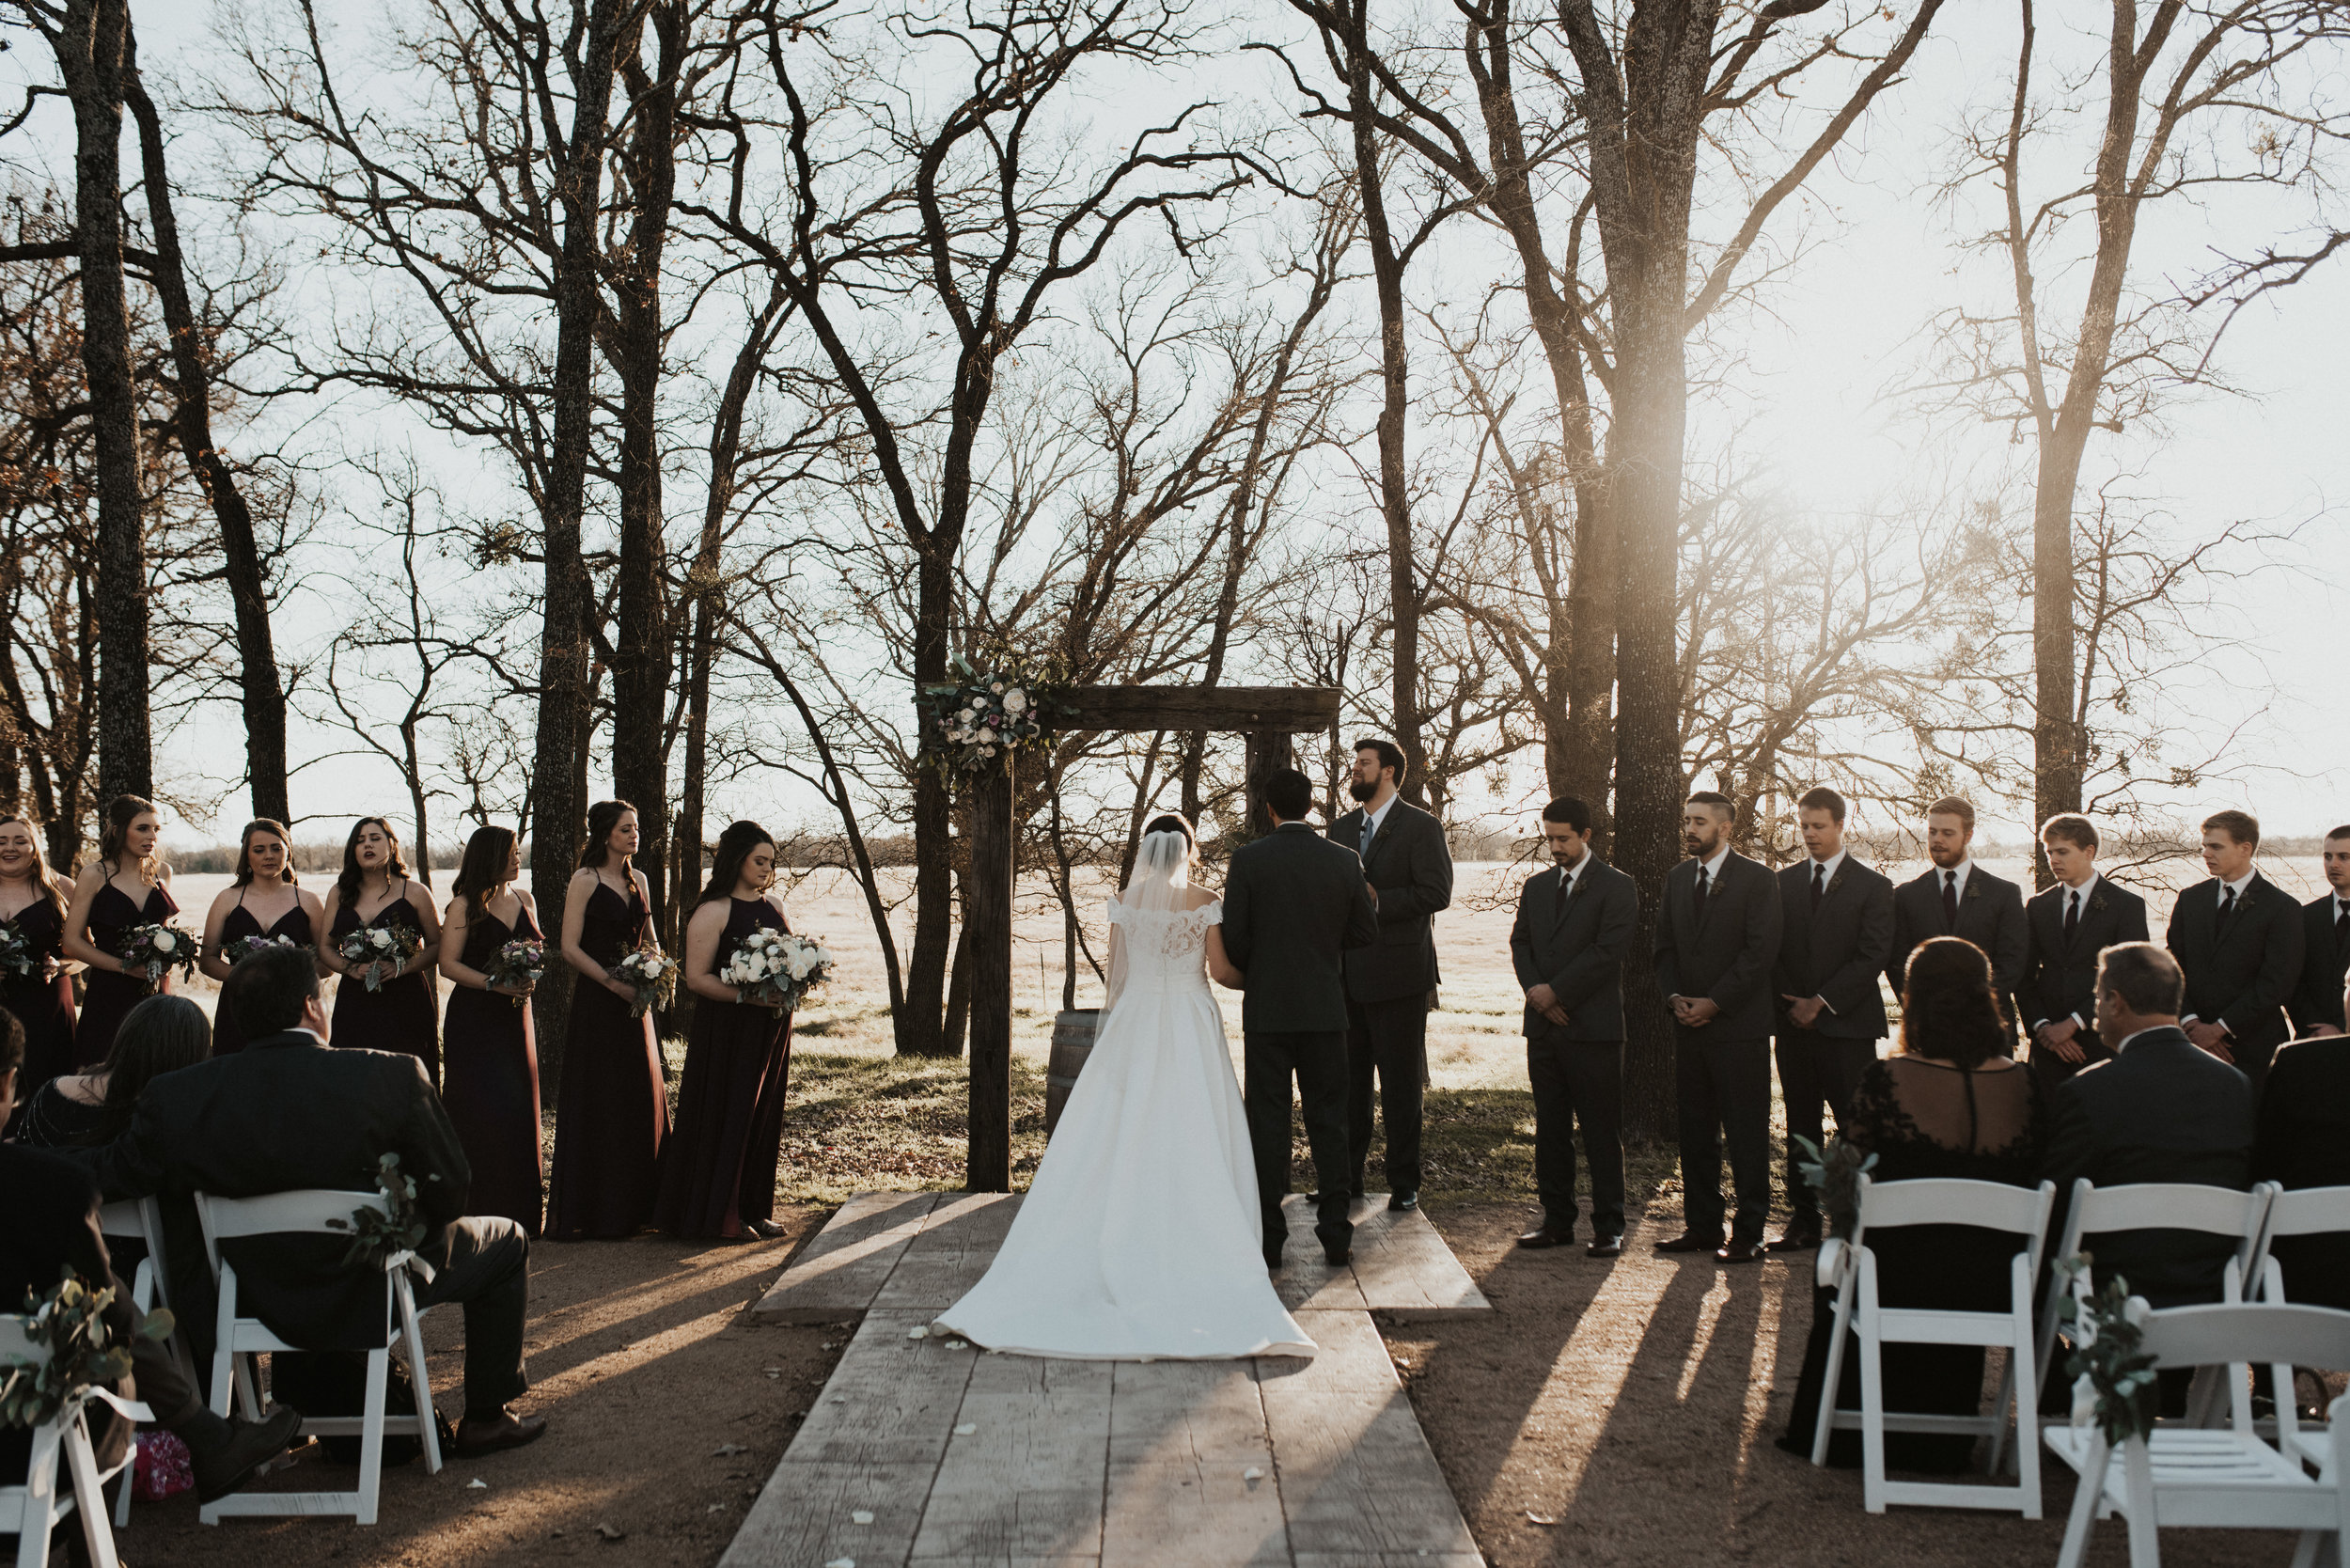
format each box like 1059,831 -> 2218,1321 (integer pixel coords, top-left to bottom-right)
95,1195 -> 197,1528
2248,1184 -> 2350,1472
193,1189 -> 442,1526
2044,1301 -> 2350,1568
1,1314 -> 152,1568
2036,1181 -> 2274,1427
1808,1174 -> 2055,1515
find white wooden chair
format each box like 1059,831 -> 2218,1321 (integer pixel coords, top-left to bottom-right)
0,1314 -> 151,1568
2044,1301 -> 2350,1568
1808,1174 -> 2056,1516
2247,1184 -> 2350,1473
95,1195 -> 196,1528
193,1189 -> 442,1526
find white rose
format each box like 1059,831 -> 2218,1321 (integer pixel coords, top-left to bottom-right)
1003,689 -> 1026,714
371,930 -> 394,949
154,932 -> 179,952
990,682 -> 1004,694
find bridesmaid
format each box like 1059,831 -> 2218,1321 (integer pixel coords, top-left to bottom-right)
199,819 -> 324,1055
320,817 -> 442,1087
439,824 -> 545,1236
547,800 -> 671,1241
654,820 -> 795,1243
0,813 -> 77,1116
62,794 -> 179,1068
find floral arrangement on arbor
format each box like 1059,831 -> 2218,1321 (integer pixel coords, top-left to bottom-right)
2057,1255 -> 2161,1446
118,923 -> 200,994
918,651 -> 1064,778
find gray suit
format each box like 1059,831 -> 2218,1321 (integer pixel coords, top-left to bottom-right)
1329,799 -> 1452,1196
1221,823 -> 1379,1257
1509,855 -> 1637,1234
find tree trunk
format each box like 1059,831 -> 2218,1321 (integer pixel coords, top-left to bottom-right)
964,760 -> 1012,1191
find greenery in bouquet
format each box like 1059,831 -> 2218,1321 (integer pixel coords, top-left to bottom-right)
614,948 -> 679,1018
718,928 -> 834,1009
1791,1134 -> 1877,1241
337,921 -> 421,992
483,938 -> 545,1007
918,649 -> 1065,779
117,922 -> 199,993
0,917 -> 43,980
326,1152 -> 443,1275
2,1269 -> 175,1433
2056,1255 -> 2161,1447
224,932 -> 309,966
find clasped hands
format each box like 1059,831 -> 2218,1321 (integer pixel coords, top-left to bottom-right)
2034,1016 -> 2086,1063
2182,1018 -> 2234,1062
1669,994 -> 1720,1027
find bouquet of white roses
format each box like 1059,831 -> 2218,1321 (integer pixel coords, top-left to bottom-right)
0,917 -> 44,980
118,923 -> 199,993
224,932 -> 308,966
717,929 -> 834,1009
337,922 -> 421,993
483,938 -> 544,1007
613,949 -> 679,1018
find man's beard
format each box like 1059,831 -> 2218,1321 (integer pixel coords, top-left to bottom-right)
1348,778 -> 1378,804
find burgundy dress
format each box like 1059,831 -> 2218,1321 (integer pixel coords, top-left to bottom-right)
653,898 -> 794,1239
328,886 -> 442,1089
546,883 -> 669,1240
1,898 -> 76,1098
212,893 -> 317,1055
442,903 -> 546,1236
76,881 -> 179,1068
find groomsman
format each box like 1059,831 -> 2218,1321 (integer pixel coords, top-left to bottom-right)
2018,812 -> 2152,1086
1769,787 -> 1893,1252
2288,825 -> 2350,1037
1653,792 -> 1782,1264
1508,796 -> 1637,1256
2167,809 -> 2304,1095
1888,795 -> 2028,1030
1328,738 -> 1453,1213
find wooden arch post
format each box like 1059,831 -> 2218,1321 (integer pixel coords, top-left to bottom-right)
959,684 -> 1340,1192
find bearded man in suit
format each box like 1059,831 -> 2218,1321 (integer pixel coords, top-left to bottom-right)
2018,812 -> 2152,1087
1887,795 -> 2028,1031
2167,808 -> 2304,1097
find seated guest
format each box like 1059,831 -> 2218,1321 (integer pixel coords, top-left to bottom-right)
2018,813 -> 2151,1088
70,944 -> 548,1455
2289,825 -> 2350,1038
2252,972 -> 2350,1309
0,1014 -> 300,1504
2166,809 -> 2304,1097
2042,942 -> 2254,1308
1779,937 -> 2044,1471
10,993 -> 212,1151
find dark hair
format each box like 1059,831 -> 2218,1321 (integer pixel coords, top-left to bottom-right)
101,793 -> 159,874
1543,796 -> 1593,836
1897,938 -> 2006,1070
0,813 -> 65,917
100,995 -> 212,1141
2201,809 -> 2259,849
1686,790 -> 1735,818
697,820 -> 775,908
2096,942 -> 2185,1018
227,942 -> 325,1036
2040,812 -> 2098,854
233,819 -> 297,886
1796,787 -> 1846,824
1263,769 -> 1312,823
2326,824 -> 2350,843
1142,812 -> 1196,845
1926,795 -> 1976,829
1354,738 -> 1407,787
0,1007 -> 22,1081
580,799 -> 637,869
335,817 -> 412,911
452,824 -> 519,924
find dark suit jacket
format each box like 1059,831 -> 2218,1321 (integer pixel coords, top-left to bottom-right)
1889,864 -> 2029,1027
2167,872 -> 2305,1057
74,1030 -> 472,1352
2251,1033 -> 2350,1308
1509,855 -> 1638,1043
2017,876 -> 2153,1047
1653,850 -> 1783,1041
1221,823 -> 1379,1034
1773,856 -> 1894,1040
1,1143 -> 133,1482
1328,799 -> 1452,1001
2289,894 -> 2349,1036
2041,1027 -> 2254,1307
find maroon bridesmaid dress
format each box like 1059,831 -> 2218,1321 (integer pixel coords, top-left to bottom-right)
76,881 -> 178,1068
546,883 -> 670,1240
0,897 -> 76,1121
212,894 -> 316,1055
326,886 -> 442,1088
653,897 -> 795,1240
441,903 -> 546,1235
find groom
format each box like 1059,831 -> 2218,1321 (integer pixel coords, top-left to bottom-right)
1222,767 -> 1380,1269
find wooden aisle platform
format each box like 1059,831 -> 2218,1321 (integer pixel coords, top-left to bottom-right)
722,1191 -> 1489,1567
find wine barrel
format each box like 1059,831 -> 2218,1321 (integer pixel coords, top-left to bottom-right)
1043,1009 -> 1101,1137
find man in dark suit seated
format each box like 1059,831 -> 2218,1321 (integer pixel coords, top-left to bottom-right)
1887,795 -> 2028,1037
1768,786 -> 1894,1252
2018,812 -> 2152,1088
72,945 -> 548,1455
2287,824 -> 2350,1039
0,1016 -> 300,1505
2167,808 -> 2305,1098
2253,969 -> 2350,1309
1508,795 -> 1637,1256
2042,942 -> 2254,1309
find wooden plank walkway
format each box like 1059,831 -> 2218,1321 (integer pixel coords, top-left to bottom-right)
727,1191 -> 1488,1568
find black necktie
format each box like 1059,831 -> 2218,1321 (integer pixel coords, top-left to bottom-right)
2336,900 -> 2349,951
1810,862 -> 1825,912
2217,885 -> 2237,933
2063,888 -> 2080,945
1693,865 -> 1711,924
1554,867 -> 1572,917
1941,870 -> 1958,930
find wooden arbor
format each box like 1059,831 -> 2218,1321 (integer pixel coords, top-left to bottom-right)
958,684 -> 1341,1191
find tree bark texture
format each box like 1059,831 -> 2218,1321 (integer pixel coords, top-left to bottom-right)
964,761 -> 1013,1191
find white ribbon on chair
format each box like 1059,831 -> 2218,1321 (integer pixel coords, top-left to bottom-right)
383,1248 -> 436,1287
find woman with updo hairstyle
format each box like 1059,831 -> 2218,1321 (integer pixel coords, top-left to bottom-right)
319,816 -> 443,1085
62,794 -> 180,1067
438,823 -> 544,1235
0,812 -> 77,1116
653,820 -> 796,1241
547,799 -> 671,1240
1780,935 -> 2045,1473
199,818 -> 325,1055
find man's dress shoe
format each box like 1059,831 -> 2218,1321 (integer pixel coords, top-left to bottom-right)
1264,1245 -> 1284,1271
1388,1191 -> 1419,1213
1323,1244 -> 1352,1268
1653,1231 -> 1723,1254
1716,1240 -> 1765,1264
455,1410 -> 549,1455
1516,1224 -> 1572,1249
1586,1234 -> 1624,1258
1765,1228 -> 1820,1253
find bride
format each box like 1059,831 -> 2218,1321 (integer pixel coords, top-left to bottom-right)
935,812 -> 1314,1359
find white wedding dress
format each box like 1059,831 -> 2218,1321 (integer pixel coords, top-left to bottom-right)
936,836 -> 1314,1359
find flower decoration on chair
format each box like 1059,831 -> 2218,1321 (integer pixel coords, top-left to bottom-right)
117,922 -> 199,994
917,650 -> 1066,780
1792,1134 -> 1877,1240
327,1152 -> 444,1282
1,1270 -> 174,1432
2055,1254 -> 2160,1447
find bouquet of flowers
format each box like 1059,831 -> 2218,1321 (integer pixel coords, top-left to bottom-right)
718,929 -> 835,1009
482,938 -> 544,1007
0,917 -> 44,980
337,922 -> 421,993
613,949 -> 679,1018
224,932 -> 308,965
118,923 -> 199,994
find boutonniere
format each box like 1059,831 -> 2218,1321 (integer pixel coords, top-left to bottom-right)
2090,890 -> 2109,916
1825,864 -> 1849,899
1964,877 -> 1983,901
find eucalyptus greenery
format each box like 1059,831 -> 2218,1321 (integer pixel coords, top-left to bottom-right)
2056,1254 -> 2161,1446
2,1270 -> 175,1432
916,649 -> 1065,781
327,1152 -> 442,1272
1792,1134 -> 1877,1240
